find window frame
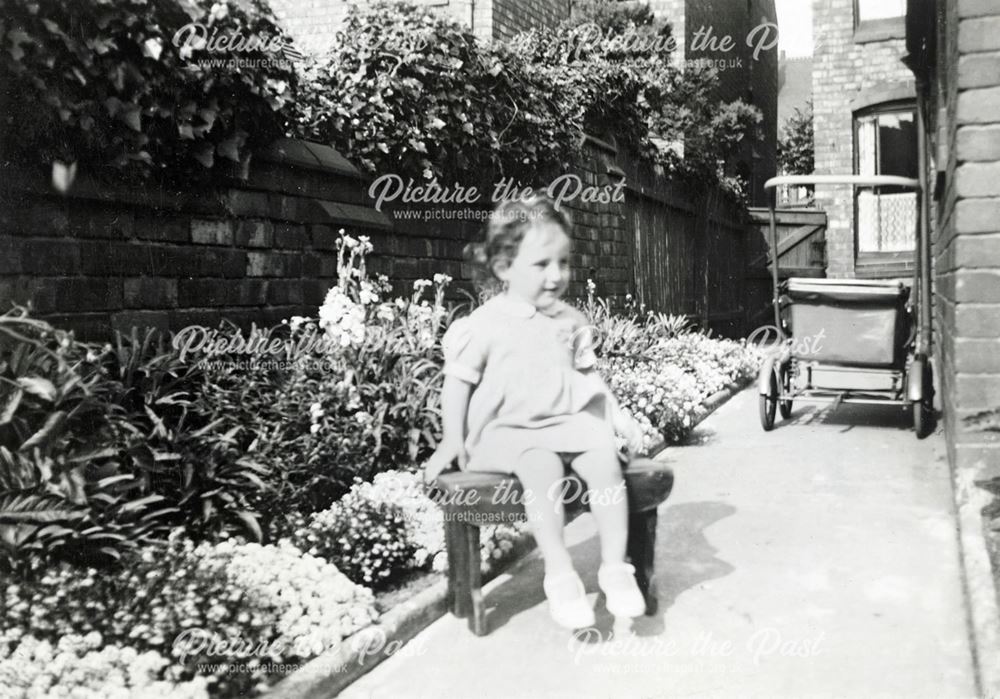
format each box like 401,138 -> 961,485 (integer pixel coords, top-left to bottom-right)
853,0 -> 906,43
851,99 -> 918,275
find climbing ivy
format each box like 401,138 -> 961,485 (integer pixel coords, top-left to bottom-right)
293,0 -> 761,194
0,0 -> 297,182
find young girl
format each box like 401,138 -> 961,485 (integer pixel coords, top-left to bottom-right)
423,195 -> 647,630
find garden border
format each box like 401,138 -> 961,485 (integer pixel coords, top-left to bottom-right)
266,379 -> 750,698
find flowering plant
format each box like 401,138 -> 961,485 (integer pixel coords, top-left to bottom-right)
578,279 -> 763,446
253,230 -> 455,517
210,539 -> 378,659
0,634 -> 210,699
2,535 -> 378,697
288,484 -> 418,590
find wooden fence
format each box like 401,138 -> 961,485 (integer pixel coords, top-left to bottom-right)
620,156 -> 754,338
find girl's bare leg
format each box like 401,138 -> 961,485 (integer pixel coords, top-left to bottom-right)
512,448 -> 573,574
571,444 -> 628,565
572,444 -> 645,617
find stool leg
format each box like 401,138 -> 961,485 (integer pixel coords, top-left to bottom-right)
627,509 -> 659,615
462,523 -> 487,635
445,516 -> 471,618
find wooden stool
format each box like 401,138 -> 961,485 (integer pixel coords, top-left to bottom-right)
430,458 -> 674,635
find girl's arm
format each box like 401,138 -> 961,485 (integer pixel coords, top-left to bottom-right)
424,374 -> 473,482
580,366 -> 644,455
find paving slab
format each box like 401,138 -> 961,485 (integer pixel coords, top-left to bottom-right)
339,386 -> 977,699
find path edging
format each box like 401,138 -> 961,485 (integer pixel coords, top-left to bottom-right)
267,379 -> 750,698
954,468 -> 1000,698
267,576 -> 451,699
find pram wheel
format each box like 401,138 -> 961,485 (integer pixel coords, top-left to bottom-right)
778,366 -> 793,419
913,399 -> 932,438
910,357 -> 935,439
760,370 -> 778,431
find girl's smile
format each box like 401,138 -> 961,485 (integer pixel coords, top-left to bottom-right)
495,222 -> 571,310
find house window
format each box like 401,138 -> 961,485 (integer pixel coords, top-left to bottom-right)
854,0 -> 906,41
856,0 -> 905,22
854,105 -> 918,256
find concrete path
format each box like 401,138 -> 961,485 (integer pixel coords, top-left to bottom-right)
340,385 -> 977,699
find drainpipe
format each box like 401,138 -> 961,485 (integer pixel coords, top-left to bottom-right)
914,77 -> 932,360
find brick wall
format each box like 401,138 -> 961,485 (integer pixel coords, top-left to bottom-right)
0,137 -> 750,341
750,0 -> 779,205
931,0 -> 1000,482
649,0 -> 779,205
270,0 -> 569,49
269,0 -> 481,51
811,0 -> 915,278
778,55 -> 813,126
0,140 -> 470,340
489,0 -> 570,41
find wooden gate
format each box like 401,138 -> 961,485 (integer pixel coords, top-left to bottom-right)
745,208 -> 827,330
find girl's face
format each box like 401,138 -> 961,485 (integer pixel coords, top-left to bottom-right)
495,222 -> 571,310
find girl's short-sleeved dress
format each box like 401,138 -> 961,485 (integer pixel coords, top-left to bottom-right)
441,294 -> 617,473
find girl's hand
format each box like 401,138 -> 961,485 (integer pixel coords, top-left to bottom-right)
423,439 -> 468,484
615,411 -> 644,456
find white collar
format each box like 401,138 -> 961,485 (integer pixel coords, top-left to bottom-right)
491,294 -> 566,319
491,294 -> 537,318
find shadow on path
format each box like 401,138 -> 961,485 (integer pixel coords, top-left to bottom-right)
781,402 -> 918,433
481,500 -> 737,638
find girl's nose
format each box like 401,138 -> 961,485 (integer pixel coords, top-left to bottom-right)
546,264 -> 565,283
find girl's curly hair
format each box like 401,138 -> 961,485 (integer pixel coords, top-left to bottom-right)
465,194 -> 573,294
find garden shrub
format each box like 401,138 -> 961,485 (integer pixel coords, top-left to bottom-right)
294,0 -> 761,195
778,101 -> 815,177
0,0 -> 296,181
560,0 -> 676,62
293,0 -> 581,187
0,308 -> 274,576
0,311 -> 176,574
0,0 -> 760,196
103,327 -> 272,542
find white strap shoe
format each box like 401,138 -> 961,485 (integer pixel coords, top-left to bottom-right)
543,570 -> 596,629
598,562 -> 646,618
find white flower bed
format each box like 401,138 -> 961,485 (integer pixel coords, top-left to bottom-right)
208,540 -> 378,659
0,634 -> 209,699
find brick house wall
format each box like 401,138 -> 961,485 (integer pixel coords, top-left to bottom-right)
812,0 -> 916,279
270,0 -> 569,50
778,54 -> 813,127
920,0 -> 1000,483
489,0 -> 570,41
649,0 -> 779,205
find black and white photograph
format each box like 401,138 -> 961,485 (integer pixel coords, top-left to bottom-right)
1,0 -> 998,697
